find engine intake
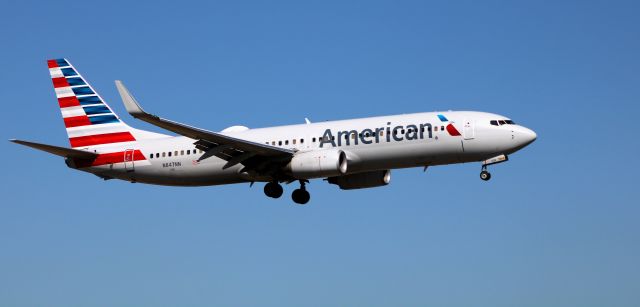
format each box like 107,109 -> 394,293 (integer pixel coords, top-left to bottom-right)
288,149 -> 348,179
328,170 -> 391,190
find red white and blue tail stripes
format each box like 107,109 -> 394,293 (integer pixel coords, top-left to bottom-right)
48,58 -> 137,148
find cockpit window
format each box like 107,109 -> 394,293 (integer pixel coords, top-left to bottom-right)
491,119 -> 516,126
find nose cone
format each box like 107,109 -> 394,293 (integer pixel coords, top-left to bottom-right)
511,126 -> 537,152
519,126 -> 537,146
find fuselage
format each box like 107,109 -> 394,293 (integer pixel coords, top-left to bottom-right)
13,58 -> 539,204
77,111 -> 536,186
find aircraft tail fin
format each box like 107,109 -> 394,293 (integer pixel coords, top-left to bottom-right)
47,58 -> 166,149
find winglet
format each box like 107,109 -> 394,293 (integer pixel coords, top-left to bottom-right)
115,80 -> 148,119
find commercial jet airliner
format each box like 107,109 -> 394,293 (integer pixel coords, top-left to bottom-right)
11,59 -> 536,204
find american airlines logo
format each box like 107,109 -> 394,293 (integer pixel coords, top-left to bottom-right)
320,121 -> 461,148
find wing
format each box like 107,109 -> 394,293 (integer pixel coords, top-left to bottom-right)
115,81 -> 294,175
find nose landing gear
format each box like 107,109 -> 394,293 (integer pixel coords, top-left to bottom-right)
479,154 -> 508,181
291,180 -> 311,205
480,166 -> 491,181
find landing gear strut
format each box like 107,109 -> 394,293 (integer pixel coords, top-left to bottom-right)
264,181 -> 283,198
479,154 -> 508,181
291,180 -> 311,205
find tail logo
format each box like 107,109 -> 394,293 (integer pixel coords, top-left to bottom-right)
48,58 -> 137,148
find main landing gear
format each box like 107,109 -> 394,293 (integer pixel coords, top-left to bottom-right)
264,181 -> 283,198
263,180 -> 311,204
291,180 -> 310,205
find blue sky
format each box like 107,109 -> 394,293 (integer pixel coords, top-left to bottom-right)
1,1 -> 638,306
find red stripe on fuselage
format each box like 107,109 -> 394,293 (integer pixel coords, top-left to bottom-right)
64,116 -> 92,128
74,150 -> 146,168
69,132 -> 136,147
58,96 -> 81,108
52,77 -> 69,88
47,60 -> 58,68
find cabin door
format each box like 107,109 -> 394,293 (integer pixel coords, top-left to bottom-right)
463,119 -> 475,140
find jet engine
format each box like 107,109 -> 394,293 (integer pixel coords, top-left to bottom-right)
288,149 -> 348,179
327,170 -> 391,190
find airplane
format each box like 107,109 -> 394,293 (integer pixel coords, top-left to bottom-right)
11,59 -> 537,204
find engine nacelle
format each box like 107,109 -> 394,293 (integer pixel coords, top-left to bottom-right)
288,149 -> 348,179
327,170 -> 391,190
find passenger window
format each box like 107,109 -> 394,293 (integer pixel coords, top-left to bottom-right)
162,152 -> 166,157
181,150 -> 184,156
293,139 -> 296,144
278,141 -> 282,146
168,152 -> 172,157
285,140 -> 289,145
312,137 -> 316,142
174,151 -> 178,156
300,139 -> 304,144
187,150 -> 191,155
435,126 -> 438,131
272,141 -> 275,145
441,126 -> 445,131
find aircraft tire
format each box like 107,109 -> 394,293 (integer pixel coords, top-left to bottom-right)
292,188 -> 310,205
264,182 -> 283,198
480,170 -> 491,181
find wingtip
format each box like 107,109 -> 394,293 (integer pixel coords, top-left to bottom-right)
115,80 -> 146,116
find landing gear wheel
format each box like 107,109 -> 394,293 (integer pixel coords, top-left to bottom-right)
291,188 -> 310,205
480,170 -> 491,181
264,182 -> 283,198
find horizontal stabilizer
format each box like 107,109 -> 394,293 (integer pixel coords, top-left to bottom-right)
10,139 -> 98,159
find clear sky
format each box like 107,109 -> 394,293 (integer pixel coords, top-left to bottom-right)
1,1 -> 638,306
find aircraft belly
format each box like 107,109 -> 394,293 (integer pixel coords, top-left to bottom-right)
88,157 -> 247,186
